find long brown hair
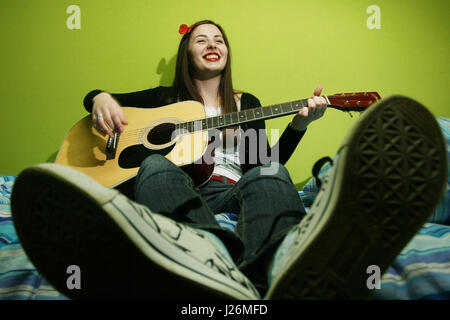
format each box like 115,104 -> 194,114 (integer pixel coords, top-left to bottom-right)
173,20 -> 238,115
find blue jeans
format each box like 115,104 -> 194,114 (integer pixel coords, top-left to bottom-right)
134,154 -> 306,295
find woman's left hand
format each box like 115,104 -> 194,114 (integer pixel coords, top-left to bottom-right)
290,85 -> 327,131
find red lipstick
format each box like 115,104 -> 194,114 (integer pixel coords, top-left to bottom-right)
203,52 -> 220,62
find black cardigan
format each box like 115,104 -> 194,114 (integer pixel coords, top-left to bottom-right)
83,86 -> 306,174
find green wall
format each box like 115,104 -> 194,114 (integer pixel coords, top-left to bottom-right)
1,0 -> 449,186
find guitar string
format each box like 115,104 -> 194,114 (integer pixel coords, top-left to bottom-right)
100,112 -> 280,144
97,102 -> 326,137
99,118 -> 260,145
92,105 -> 374,150
96,104 -> 367,144
93,95 -> 376,137
94,100 -> 371,144
96,93 -> 375,136
100,126 -> 231,145
96,98 -> 306,138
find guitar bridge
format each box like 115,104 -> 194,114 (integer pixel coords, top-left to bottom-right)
106,132 -> 120,160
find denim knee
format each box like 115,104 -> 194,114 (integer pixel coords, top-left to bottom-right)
239,162 -> 292,186
139,154 -> 177,175
136,154 -> 190,189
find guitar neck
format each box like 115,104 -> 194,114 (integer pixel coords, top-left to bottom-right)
176,98 -> 312,133
174,91 -> 381,133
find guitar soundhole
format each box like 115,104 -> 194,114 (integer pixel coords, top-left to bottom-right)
147,123 -> 176,145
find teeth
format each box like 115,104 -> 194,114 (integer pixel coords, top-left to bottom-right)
205,54 -> 219,59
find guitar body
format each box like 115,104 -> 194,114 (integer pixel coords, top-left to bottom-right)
55,101 -> 214,188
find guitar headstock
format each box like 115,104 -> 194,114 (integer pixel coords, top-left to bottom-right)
326,92 -> 381,112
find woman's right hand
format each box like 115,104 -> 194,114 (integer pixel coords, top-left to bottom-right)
92,92 -> 128,137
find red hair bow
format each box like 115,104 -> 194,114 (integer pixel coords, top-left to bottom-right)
179,23 -> 196,35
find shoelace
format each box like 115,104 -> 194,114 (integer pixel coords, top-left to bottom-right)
312,156 -> 334,189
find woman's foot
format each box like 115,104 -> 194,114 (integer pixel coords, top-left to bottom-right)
266,96 -> 447,299
11,163 -> 260,299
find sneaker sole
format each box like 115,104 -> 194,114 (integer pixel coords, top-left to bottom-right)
11,163 -> 259,299
266,95 -> 447,299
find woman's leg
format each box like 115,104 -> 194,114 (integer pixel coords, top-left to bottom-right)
232,163 -> 307,295
135,154 -> 244,259
135,154 -> 219,225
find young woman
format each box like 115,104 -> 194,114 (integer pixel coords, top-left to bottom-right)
11,20 -> 447,301
83,20 -> 327,296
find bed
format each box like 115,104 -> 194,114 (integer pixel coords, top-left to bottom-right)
1,118 -> 449,300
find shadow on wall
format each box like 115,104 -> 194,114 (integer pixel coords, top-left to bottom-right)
157,54 -> 177,87
47,151 -> 58,163
47,54 -> 178,163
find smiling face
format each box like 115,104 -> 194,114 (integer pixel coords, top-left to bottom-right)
188,24 -> 228,79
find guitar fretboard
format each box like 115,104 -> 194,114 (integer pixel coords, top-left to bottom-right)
175,98 -> 309,133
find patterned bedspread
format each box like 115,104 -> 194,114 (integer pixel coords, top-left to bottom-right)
0,176 -> 67,299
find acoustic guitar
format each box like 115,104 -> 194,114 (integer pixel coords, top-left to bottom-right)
55,92 -> 381,189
